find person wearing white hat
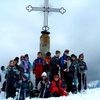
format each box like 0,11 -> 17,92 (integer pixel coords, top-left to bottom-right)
37,72 -> 50,98
41,72 -> 47,77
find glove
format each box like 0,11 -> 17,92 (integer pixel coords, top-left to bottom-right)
64,69 -> 67,72
57,64 -> 60,67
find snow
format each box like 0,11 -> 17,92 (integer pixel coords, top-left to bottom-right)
0,88 -> 100,100
88,80 -> 100,88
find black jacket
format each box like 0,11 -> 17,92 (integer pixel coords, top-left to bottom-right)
50,56 -> 60,75
78,60 -> 87,73
69,61 -> 79,78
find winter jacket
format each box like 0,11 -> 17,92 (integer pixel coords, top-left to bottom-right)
78,60 -> 87,73
15,64 -> 23,80
37,78 -> 50,98
20,60 -> 31,73
69,61 -> 79,79
5,66 -> 20,98
33,58 -> 44,79
18,80 -> 33,100
50,56 -> 60,75
50,79 -> 68,96
60,54 -> 69,70
6,66 -> 20,84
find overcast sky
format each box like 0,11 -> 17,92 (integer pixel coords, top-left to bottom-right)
0,0 -> 100,82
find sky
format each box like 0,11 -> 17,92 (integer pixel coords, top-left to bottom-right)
0,0 -> 100,82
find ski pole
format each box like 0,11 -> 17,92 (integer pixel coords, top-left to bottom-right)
24,89 -> 26,100
18,88 -> 21,100
43,84 -> 47,98
17,81 -> 22,100
59,67 -> 61,79
38,88 -> 42,98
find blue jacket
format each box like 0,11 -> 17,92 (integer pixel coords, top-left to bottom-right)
60,54 -> 69,70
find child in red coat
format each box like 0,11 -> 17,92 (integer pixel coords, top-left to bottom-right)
50,74 -> 68,97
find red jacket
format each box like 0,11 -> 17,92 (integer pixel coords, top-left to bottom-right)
33,58 -> 44,79
50,79 -> 68,96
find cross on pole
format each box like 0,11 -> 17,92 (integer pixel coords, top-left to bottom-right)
26,0 -> 66,31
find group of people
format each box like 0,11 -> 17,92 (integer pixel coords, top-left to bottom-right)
0,49 -> 88,100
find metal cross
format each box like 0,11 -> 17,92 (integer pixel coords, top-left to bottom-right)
26,0 -> 66,31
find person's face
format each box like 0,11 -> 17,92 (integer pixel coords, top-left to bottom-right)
38,53 -> 42,58
54,76 -> 59,81
20,56 -> 25,61
56,53 -> 61,57
65,52 -> 69,56
10,61 -> 15,67
14,60 -> 19,65
42,76 -> 47,80
80,57 -> 84,61
25,57 -> 29,61
72,57 -> 76,61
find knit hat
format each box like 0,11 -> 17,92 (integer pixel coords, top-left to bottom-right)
41,72 -> 47,77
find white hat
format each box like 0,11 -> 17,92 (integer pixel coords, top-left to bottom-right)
41,72 -> 47,77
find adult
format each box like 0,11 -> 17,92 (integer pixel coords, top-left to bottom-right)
78,53 -> 88,91
5,60 -> 20,99
50,74 -> 68,97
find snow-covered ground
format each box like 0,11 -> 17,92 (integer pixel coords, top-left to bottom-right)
0,88 -> 100,100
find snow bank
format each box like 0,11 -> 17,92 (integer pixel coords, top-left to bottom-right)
88,80 -> 100,88
0,88 -> 100,100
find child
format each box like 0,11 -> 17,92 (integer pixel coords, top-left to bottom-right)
33,52 -> 44,88
20,54 -> 31,79
37,72 -> 50,98
16,73 -> 33,100
50,74 -> 68,97
60,49 -> 70,79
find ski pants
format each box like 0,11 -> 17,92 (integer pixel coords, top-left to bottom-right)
78,73 -> 87,91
